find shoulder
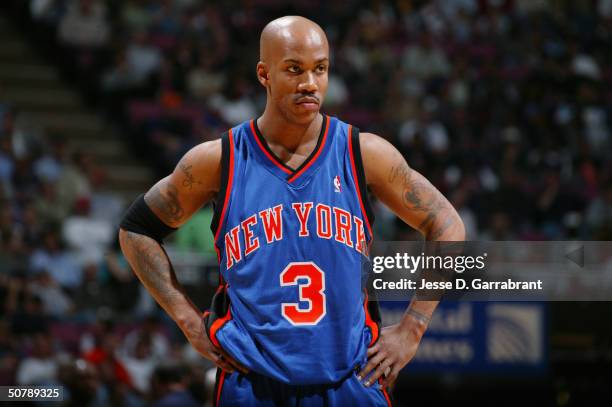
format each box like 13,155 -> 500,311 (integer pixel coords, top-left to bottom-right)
173,137 -> 223,193
359,133 -> 401,166
183,138 -> 222,164
180,138 -> 222,174
358,132 -> 403,185
143,137 -> 224,228
359,131 -> 397,154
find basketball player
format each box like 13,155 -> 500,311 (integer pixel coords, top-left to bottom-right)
119,16 -> 464,406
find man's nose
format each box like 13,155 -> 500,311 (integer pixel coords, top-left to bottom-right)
297,71 -> 317,93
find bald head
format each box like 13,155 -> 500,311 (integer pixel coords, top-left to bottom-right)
260,16 -> 328,62
257,16 -> 329,124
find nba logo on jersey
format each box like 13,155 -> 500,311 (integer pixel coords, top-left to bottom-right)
334,175 -> 342,193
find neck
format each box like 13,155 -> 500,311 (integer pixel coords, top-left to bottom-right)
258,106 -> 322,152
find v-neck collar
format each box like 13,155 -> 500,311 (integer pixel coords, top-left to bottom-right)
249,115 -> 330,184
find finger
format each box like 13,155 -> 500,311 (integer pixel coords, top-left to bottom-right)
222,355 -> 248,375
383,365 -> 391,378
217,358 -> 236,373
379,365 -> 400,389
216,360 -> 235,373
364,358 -> 393,387
217,348 -> 249,374
210,353 -> 235,373
366,342 -> 380,357
219,351 -> 249,374
358,351 -> 386,381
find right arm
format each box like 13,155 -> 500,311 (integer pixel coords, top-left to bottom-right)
118,139 -> 246,373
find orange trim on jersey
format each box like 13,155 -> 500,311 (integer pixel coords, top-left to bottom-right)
347,125 -> 373,238
363,291 -> 379,346
377,381 -> 392,406
214,129 -> 235,243
214,129 -> 235,287
287,115 -> 330,183
216,369 -> 226,406
250,120 -> 293,174
382,386 -> 392,406
209,294 -> 232,348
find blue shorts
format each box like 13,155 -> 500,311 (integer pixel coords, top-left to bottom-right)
214,369 -> 392,407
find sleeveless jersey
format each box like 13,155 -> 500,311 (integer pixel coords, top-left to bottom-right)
204,115 -> 381,385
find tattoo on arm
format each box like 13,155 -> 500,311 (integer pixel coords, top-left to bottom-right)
388,163 -> 455,239
122,231 -> 195,318
179,163 -> 202,190
146,184 -> 185,224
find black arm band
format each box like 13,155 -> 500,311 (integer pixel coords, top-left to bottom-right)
119,194 -> 177,244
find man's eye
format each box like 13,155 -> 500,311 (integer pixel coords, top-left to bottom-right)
317,65 -> 327,73
288,66 -> 300,73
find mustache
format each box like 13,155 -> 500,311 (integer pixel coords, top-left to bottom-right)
294,94 -> 320,103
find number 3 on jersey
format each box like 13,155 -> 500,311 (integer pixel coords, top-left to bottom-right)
280,262 -> 326,326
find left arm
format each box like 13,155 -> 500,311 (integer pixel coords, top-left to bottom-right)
357,132 -> 465,388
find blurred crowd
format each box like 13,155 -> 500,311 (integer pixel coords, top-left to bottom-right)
17,0 -> 612,241
1,0 -> 612,405
0,104 -> 215,405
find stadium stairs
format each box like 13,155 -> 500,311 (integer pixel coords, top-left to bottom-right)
0,14 -> 153,203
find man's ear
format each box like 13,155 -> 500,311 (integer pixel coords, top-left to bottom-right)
256,61 -> 269,87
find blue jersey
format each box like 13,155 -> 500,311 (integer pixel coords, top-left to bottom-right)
204,115 -> 380,385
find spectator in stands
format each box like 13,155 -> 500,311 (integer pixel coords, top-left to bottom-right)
186,53 -> 226,102
0,319 -> 19,385
58,0 -> 109,48
325,73 -> 349,111
16,203 -> 45,254
149,0 -> 181,36
0,204 -> 16,252
33,136 -> 66,184
0,134 -> 15,198
102,47 -> 140,90
16,332 -> 59,385
79,314 -> 114,355
125,30 -> 162,86
2,272 -> 22,317
208,77 -> 257,125
450,187 -> 479,240
150,363 -> 199,407
82,329 -> 133,391
480,211 -> 517,241
29,226 -> 82,291
121,0 -> 157,34
11,157 -> 39,204
73,262 -> 108,320
29,271 -> 74,317
57,0 -> 111,102
119,335 -> 155,394
122,315 -> 169,362
62,197 -> 113,265
586,183 -> 612,239
56,150 -> 92,215
10,292 -> 49,337
29,0 -> 65,25
98,240 -> 140,313
34,180 -> 69,225
58,358 -> 110,407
